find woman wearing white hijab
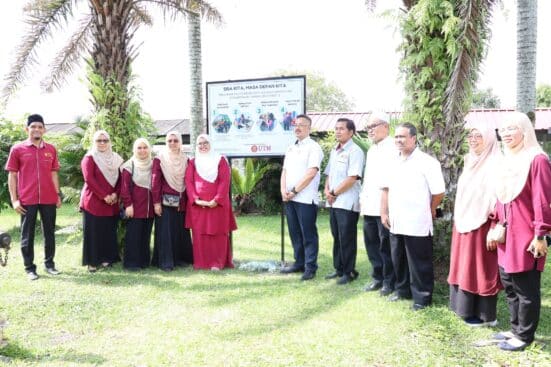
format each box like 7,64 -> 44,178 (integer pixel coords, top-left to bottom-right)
151,131 -> 193,271
488,112 -> 551,351
185,134 -> 237,270
120,138 -> 154,270
80,130 -> 123,272
447,126 -> 502,326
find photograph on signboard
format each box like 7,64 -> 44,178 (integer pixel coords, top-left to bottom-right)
206,76 -> 306,157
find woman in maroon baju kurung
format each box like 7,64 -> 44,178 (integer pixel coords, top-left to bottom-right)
80,130 -> 123,271
448,126 -> 503,326
120,138 -> 154,270
185,134 -> 237,270
488,112 -> 551,351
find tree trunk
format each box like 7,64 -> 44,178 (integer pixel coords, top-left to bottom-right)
188,11 -> 204,156
89,0 -> 134,118
516,0 -> 538,114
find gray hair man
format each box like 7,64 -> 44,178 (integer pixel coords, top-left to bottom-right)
360,112 -> 397,296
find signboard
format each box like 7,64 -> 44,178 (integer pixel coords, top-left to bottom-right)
206,76 -> 306,157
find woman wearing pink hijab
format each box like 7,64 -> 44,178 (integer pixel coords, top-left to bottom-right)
489,112 -> 551,351
185,134 -> 237,270
448,125 -> 502,327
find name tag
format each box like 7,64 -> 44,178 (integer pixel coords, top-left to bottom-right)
337,152 -> 349,163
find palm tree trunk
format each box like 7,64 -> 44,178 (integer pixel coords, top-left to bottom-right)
89,0 -> 134,117
516,0 -> 538,114
188,11 -> 204,155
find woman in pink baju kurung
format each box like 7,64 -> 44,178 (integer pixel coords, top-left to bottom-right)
488,112 -> 551,351
185,134 -> 237,270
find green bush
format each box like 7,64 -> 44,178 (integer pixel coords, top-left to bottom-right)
47,118 -> 88,205
0,117 -> 27,214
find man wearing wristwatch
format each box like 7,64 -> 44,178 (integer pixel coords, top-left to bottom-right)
280,114 -> 324,281
324,118 -> 365,285
5,114 -> 62,281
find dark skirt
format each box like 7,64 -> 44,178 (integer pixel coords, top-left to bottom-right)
449,284 -> 497,322
124,218 -> 153,269
82,210 -> 120,266
151,206 -> 193,270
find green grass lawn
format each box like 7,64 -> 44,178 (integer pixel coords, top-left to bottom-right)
1,206 -> 551,366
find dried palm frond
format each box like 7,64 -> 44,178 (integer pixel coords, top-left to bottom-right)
42,13 -> 93,92
2,0 -> 75,102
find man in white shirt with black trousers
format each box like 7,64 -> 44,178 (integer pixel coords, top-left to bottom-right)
381,122 -> 445,310
360,112 -> 397,296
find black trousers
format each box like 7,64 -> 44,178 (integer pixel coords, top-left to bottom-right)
363,215 -> 394,288
124,218 -> 154,269
152,206 -> 193,269
329,208 -> 359,275
285,201 -> 319,272
499,266 -> 541,344
20,204 -> 56,272
390,233 -> 434,305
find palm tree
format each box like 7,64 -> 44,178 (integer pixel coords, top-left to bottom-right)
516,0 -> 538,114
187,9 -> 204,155
2,0 -> 222,124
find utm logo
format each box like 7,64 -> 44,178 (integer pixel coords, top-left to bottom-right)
251,144 -> 271,153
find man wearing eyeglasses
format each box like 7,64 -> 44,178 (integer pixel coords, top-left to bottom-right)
5,114 -> 62,280
380,122 -> 445,311
360,112 -> 397,296
280,114 -> 324,281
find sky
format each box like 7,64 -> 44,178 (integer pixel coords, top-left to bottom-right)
0,0 -> 550,124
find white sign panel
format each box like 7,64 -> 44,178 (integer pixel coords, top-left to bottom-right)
206,76 -> 306,157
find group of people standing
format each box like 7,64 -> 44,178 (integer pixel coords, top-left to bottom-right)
280,112 -> 550,352
6,116 -> 236,279
5,110 -> 551,352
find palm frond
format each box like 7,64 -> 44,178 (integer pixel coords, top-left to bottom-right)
137,0 -> 223,26
41,13 -> 93,92
444,0 -> 495,131
2,0 -> 76,103
365,0 -> 377,12
231,167 -> 244,195
130,4 -> 154,26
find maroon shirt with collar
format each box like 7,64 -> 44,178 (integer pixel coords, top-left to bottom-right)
5,138 -> 60,205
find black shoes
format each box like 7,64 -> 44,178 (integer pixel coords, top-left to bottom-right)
336,271 -> 359,285
379,286 -> 393,296
280,264 -> 305,274
336,275 -> 352,285
388,293 -> 411,302
301,270 -> 316,281
412,303 -> 428,311
364,281 -> 383,292
324,271 -> 341,280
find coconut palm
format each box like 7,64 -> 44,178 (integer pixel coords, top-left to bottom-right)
516,0 -> 538,114
1,0 -> 222,119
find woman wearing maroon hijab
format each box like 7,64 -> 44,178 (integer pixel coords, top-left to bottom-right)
185,134 -> 237,270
